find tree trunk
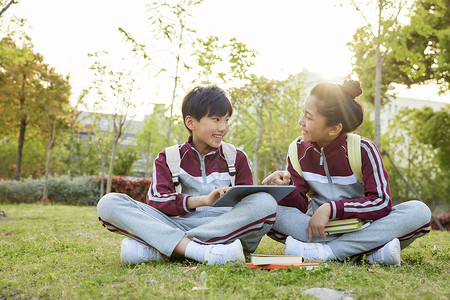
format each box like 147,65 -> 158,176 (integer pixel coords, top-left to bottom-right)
374,0 -> 383,149
253,100 -> 263,184
374,50 -> 382,149
100,151 -> 106,198
106,138 -> 118,194
14,75 -> 27,181
42,108 -> 58,203
14,116 -> 26,180
165,23 -> 185,148
42,145 -> 53,202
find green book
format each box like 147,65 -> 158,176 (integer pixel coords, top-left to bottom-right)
324,219 -> 370,235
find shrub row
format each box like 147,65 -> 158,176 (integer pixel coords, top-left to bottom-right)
431,212 -> 450,231
0,176 -> 152,206
107,176 -> 152,203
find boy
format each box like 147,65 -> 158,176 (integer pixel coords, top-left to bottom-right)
97,85 -> 277,265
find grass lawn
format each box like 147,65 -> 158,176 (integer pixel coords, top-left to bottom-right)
0,203 -> 448,299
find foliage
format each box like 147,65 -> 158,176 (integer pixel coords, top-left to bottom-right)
0,176 -> 152,205
107,176 -> 152,203
88,51 -> 136,193
0,134 -> 47,179
229,74 -> 306,182
0,176 -> 99,205
0,34 -> 72,180
135,104 -> 170,176
354,109 -> 375,141
135,104 -> 188,177
431,212 -> 450,230
405,105 -> 450,171
113,147 -> 139,176
0,204 -> 449,299
347,0 -> 413,106
120,0 -> 202,146
193,35 -> 256,85
58,133 -> 103,177
380,106 -> 449,209
392,0 -> 449,93
349,0 -> 449,105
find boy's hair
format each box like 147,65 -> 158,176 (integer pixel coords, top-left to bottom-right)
309,80 -> 364,133
182,85 -> 233,134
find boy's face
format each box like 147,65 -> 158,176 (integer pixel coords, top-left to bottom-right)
186,114 -> 230,155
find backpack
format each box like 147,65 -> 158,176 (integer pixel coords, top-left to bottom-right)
165,142 -> 237,193
288,133 -> 363,184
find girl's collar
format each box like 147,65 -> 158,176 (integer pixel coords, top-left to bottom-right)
313,133 -> 348,154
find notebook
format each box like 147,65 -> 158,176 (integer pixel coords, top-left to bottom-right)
213,185 -> 295,207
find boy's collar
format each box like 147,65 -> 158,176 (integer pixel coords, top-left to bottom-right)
187,135 -> 220,154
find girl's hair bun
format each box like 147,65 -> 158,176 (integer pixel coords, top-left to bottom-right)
341,80 -> 362,99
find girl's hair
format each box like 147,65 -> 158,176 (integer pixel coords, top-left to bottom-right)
182,85 -> 233,134
309,80 -> 364,133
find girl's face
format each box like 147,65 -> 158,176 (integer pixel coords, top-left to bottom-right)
298,95 -> 338,148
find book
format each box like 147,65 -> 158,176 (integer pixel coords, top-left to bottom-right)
250,254 -> 304,265
325,218 -> 360,227
245,262 -> 321,270
324,218 -> 370,235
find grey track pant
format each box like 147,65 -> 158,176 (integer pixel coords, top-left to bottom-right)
97,192 -> 277,257
268,200 -> 432,261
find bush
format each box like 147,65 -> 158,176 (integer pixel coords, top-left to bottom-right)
103,176 -> 152,203
0,176 -> 152,206
0,176 -> 99,205
431,212 -> 450,231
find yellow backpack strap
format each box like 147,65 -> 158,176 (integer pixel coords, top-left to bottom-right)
288,136 -> 303,178
347,133 -> 363,184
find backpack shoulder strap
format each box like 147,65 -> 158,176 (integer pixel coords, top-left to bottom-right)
165,144 -> 182,193
221,141 -> 237,187
347,133 -> 363,184
288,136 -> 303,178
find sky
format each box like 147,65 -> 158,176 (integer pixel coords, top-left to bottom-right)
5,0 -> 449,119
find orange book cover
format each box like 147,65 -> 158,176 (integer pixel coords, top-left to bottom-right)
244,262 -> 321,270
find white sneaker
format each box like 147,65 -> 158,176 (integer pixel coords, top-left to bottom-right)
120,238 -> 163,265
203,239 -> 245,265
366,238 -> 401,266
284,236 -> 326,262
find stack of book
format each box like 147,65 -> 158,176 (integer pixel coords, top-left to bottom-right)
324,218 -> 370,235
244,254 -> 321,270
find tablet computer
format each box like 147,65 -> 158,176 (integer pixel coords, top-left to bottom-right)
213,185 -> 296,207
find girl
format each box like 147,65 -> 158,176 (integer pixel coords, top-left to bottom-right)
262,80 -> 431,266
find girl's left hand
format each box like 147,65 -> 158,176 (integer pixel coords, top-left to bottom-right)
306,203 -> 331,242
261,170 -> 291,185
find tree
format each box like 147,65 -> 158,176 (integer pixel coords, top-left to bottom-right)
391,0 -> 449,92
113,147 -> 139,176
0,0 -> 17,18
381,106 -> 449,209
193,36 -> 256,86
120,0 -> 202,148
0,36 -> 55,180
230,74 -> 306,183
348,0 -> 412,148
40,69 -> 72,202
88,52 -> 136,194
135,104 -> 169,177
